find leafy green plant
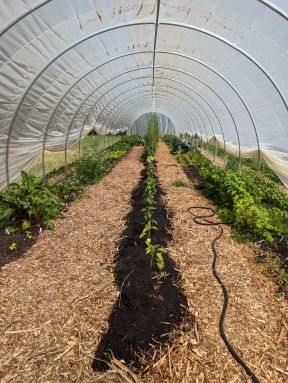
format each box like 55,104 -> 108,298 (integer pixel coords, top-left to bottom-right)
163,134 -> 191,153
139,219 -> 158,239
0,171 -> 61,229
22,220 -> 31,231
103,149 -> 127,160
0,135 -> 142,237
176,150 -> 288,244
145,238 -> 166,271
206,142 -> 282,184
73,151 -> 108,185
25,231 -> 33,239
9,242 -> 17,251
5,226 -> 18,234
138,115 -> 167,272
50,179 -> 83,203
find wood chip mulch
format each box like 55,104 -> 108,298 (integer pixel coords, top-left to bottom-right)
0,146 -> 144,383
141,141 -> 287,383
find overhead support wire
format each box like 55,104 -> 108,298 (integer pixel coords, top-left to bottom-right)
0,0 -> 54,37
78,73 -> 219,147
159,22 -> 288,116
86,79 -> 212,145
43,48 -> 260,177
44,47 -> 261,172
105,81 -> 212,144
158,51 -> 261,171
67,73 -> 229,173
43,53 -> 153,179
152,0 -> 161,87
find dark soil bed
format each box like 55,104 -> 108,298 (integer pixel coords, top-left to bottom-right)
0,226 -> 40,269
93,162 -> 192,371
183,165 -> 205,189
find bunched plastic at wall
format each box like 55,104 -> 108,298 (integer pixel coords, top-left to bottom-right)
0,0 -> 288,189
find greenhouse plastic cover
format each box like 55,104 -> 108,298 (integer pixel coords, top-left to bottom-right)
0,0 -> 287,189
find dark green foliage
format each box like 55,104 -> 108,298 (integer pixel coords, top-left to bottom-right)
50,179 -> 83,203
74,151 -> 109,185
144,115 -> 159,157
172,180 -> 190,188
163,134 -> 191,153
123,135 -> 142,147
0,135 -> 141,232
206,143 -> 282,184
174,149 -> 288,294
0,171 -> 61,229
178,151 -> 288,244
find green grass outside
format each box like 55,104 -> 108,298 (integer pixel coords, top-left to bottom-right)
29,135 -> 121,178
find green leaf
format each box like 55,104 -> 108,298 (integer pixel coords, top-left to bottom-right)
5,226 -> 18,234
25,231 -> 33,239
22,219 -> 31,231
9,242 -> 17,251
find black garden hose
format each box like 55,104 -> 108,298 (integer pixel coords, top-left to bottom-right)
187,206 -> 261,383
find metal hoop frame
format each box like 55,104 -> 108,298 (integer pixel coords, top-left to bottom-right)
3,1 -> 287,185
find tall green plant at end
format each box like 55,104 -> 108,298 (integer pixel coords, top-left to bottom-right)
144,113 -> 159,157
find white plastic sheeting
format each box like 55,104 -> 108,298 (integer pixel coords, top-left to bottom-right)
0,0 -> 287,189
132,112 -> 175,136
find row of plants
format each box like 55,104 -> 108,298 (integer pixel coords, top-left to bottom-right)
167,135 -> 282,185
140,116 -> 166,271
0,136 -> 142,243
172,144 -> 288,293
178,150 -> 288,244
205,142 -> 281,184
163,134 -> 192,153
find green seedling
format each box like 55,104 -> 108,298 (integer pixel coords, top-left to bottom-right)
5,226 -> 18,235
139,220 -> 158,239
22,219 -> 31,231
9,242 -> 17,251
145,237 -> 166,271
25,231 -> 33,239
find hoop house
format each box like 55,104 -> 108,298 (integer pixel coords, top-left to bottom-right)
0,0 -> 287,189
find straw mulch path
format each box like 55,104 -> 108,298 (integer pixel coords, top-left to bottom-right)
0,146 -> 144,383
143,141 -> 287,383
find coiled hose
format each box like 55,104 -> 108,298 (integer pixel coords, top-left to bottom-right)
187,206 -> 261,383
